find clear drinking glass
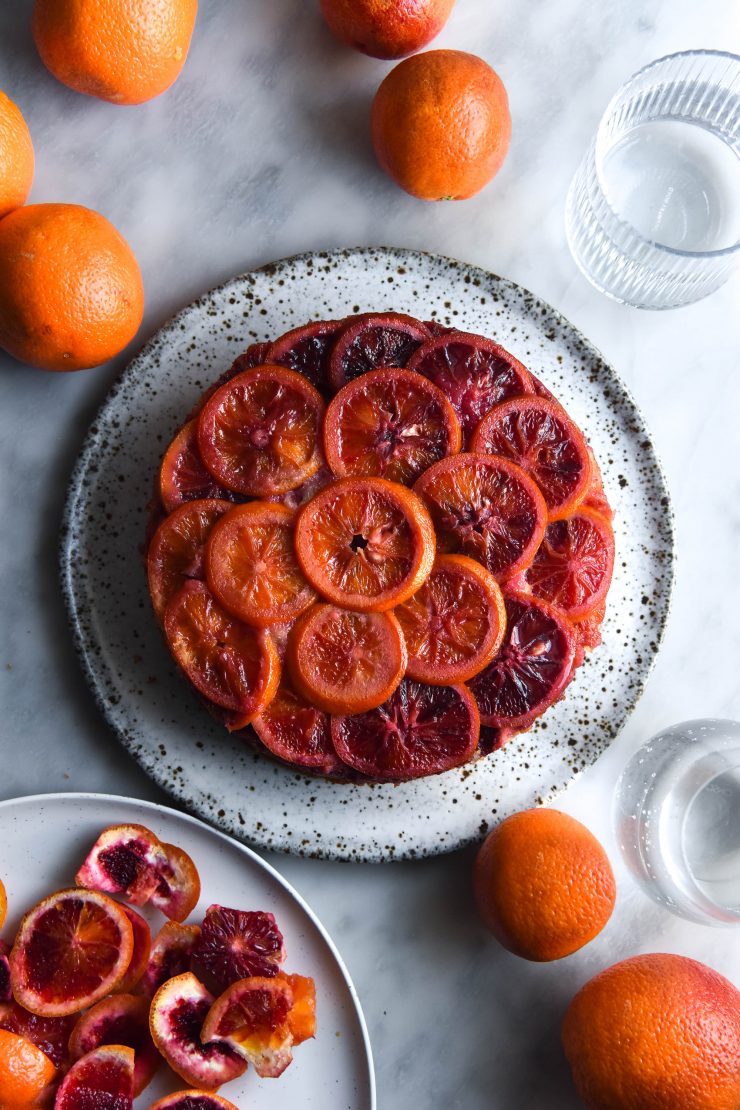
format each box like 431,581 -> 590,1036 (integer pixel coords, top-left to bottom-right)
565,50 -> 740,309
614,719 -> 740,925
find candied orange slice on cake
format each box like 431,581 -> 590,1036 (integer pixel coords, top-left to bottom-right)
147,498 -> 232,621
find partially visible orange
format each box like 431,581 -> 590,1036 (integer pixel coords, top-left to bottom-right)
33,0 -> 198,105
0,203 -> 144,372
371,49 -> 511,200
0,1028 -> 57,1108
0,876 -> 6,928
320,0 -> 455,60
0,91 -> 34,220
474,808 -> 616,961
562,953 -> 740,1109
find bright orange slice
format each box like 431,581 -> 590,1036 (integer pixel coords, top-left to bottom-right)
197,365 -> 325,496
413,453 -> 546,580
323,367 -> 461,485
287,603 -> 407,714
163,581 -> 280,727
470,395 -> 592,520
9,889 -> 134,1017
205,502 -> 315,626
294,476 -> 435,611
519,507 -> 615,621
395,554 -> 506,684
0,1028 -> 57,1109
147,498 -> 232,621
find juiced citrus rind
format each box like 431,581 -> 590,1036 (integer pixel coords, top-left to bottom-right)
140,922 -> 202,1000
149,972 -> 245,1090
200,976 -> 294,1078
76,824 -> 170,906
54,1043 -> 134,1109
69,992 -> 159,1095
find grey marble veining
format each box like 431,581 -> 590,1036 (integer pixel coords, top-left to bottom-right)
0,1 -> 738,1107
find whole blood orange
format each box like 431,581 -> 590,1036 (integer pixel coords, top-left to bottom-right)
320,0 -> 455,60
0,203 -> 143,372
371,50 -> 511,200
33,0 -> 198,105
0,90 -> 34,219
474,809 -> 616,961
562,953 -> 740,1109
0,1028 -> 57,1109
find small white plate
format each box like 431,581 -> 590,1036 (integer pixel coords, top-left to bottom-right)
0,793 -> 375,1109
60,247 -> 674,862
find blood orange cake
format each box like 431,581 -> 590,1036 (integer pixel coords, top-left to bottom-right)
146,312 -> 615,783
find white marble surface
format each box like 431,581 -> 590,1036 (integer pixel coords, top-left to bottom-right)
0,2 -> 739,1107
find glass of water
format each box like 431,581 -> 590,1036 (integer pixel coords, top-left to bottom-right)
566,50 -> 740,309
614,719 -> 740,925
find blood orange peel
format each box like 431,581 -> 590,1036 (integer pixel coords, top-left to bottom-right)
54,1043 -> 134,1110
395,554 -> 506,684
149,972 -> 245,1090
0,876 -> 6,929
277,972 -> 316,1045
68,993 -> 159,1095
191,905 -> 286,993
287,603 -> 407,715
470,395 -> 593,520
197,365 -> 326,497
414,453 -> 547,580
324,367 -> 461,485
200,976 -> 294,1078
205,502 -> 316,627
150,842 -> 201,923
331,678 -> 480,781
116,906 -> 152,994
148,1093 -> 239,1110
328,312 -> 429,390
10,888 -> 134,1017
294,476 -> 435,612
468,591 -> 576,728
406,331 -> 534,443
163,581 -> 280,727
148,499 -> 232,621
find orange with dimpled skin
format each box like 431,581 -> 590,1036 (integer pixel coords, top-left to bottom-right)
0,91 -> 34,219
320,0 -> 455,60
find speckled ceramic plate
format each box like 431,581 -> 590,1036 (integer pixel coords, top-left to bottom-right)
0,792 -> 375,1108
61,247 -> 674,862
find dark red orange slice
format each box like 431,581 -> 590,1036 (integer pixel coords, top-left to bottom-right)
328,312 -> 429,389
252,680 -> 342,773
197,365 -> 325,496
163,581 -> 280,726
395,554 -> 506,684
68,994 -> 159,1096
191,905 -> 285,992
406,331 -> 534,442
323,367 -> 461,484
205,502 -> 315,626
294,476 -> 435,611
468,591 -> 576,728
55,1044 -> 134,1110
287,603 -> 407,714
147,499 -> 231,621
470,395 -> 593,520
519,507 -> 615,621
159,420 -> 236,512
0,1002 -> 76,1071
331,678 -> 480,781
413,453 -> 546,580
9,889 -> 134,1017
267,319 -> 342,394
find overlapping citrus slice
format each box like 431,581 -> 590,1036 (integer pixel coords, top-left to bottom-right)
0,1027 -> 57,1109
518,507 -> 615,621
116,907 -> 151,993
197,365 -> 325,496
324,367 -> 461,484
200,976 -> 295,1078
149,972 -> 246,1089
205,502 -> 315,626
470,395 -> 592,520
69,993 -> 159,1095
469,591 -> 576,728
164,581 -> 280,727
267,319 -> 343,394
148,499 -> 232,621
0,940 -> 11,1003
55,1044 -> 135,1109
406,330 -> 534,442
9,889 -> 134,1017
0,1001 -> 76,1071
252,680 -> 342,774
331,678 -> 480,781
159,421 -> 236,512
288,603 -> 407,714
328,311 -> 429,389
395,554 -> 506,684
413,453 -> 546,580
150,843 -> 201,922
191,905 -> 286,991
76,823 -> 170,906
140,922 -> 201,1000
277,972 -> 316,1045
295,476 -> 435,611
